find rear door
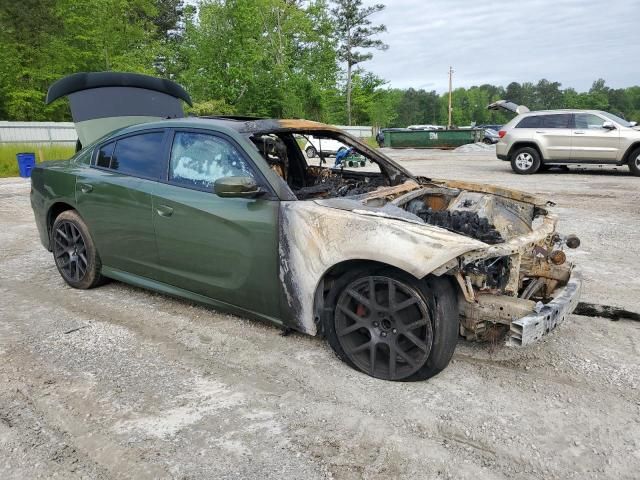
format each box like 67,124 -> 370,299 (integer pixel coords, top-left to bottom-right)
75,130 -> 169,278
151,129 -> 281,319
571,113 -> 620,162
534,114 -> 573,160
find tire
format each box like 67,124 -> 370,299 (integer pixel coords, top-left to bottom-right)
323,267 -> 459,381
628,147 -> 640,176
482,138 -> 493,145
510,147 -> 541,174
51,210 -> 105,289
305,146 -> 317,158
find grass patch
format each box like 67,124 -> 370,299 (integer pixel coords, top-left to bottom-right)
0,143 -> 75,177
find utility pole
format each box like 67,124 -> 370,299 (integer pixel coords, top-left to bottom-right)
448,66 -> 454,129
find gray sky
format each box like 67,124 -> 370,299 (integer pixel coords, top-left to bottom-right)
359,0 -> 639,93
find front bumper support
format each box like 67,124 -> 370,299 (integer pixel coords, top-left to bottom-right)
506,268 -> 582,346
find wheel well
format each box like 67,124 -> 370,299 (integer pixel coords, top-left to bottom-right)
47,202 -> 75,236
311,259 -> 445,336
621,142 -> 640,164
508,142 -> 543,161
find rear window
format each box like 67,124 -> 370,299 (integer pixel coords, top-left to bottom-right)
95,132 -> 166,179
516,114 -> 572,129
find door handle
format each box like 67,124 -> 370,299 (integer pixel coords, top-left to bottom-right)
535,130 -> 546,134
156,205 -> 174,217
79,183 -> 93,193
574,131 -> 585,134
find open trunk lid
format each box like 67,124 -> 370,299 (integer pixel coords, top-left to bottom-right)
46,72 -> 192,147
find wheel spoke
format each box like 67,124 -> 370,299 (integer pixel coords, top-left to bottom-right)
388,279 -> 396,309
369,343 -> 377,376
388,345 -> 397,377
351,340 -> 371,354
402,318 -> 429,332
368,278 -> 377,306
395,345 -> 418,367
56,228 -> 70,245
346,289 -> 370,307
393,297 -> 418,313
403,331 -> 428,352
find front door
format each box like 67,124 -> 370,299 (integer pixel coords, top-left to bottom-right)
152,130 -> 281,319
75,130 -> 168,278
571,113 -> 620,162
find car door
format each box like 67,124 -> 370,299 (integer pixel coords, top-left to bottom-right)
152,129 -> 281,319
75,130 -> 169,279
535,114 -> 573,160
571,113 -> 620,162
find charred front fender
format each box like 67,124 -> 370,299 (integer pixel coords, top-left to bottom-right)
278,201 -> 486,335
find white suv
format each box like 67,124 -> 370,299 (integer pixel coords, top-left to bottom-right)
495,109 -> 640,175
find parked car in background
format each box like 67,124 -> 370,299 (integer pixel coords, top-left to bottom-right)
495,109 -> 640,175
482,128 -> 500,145
479,124 -> 503,132
407,124 -> 446,130
303,135 -> 347,158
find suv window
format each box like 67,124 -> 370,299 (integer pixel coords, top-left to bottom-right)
575,113 -> 606,129
169,131 -> 255,190
516,114 -> 572,129
95,132 -> 166,179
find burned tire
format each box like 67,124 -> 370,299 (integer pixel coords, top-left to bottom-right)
510,147 -> 541,174
51,210 -> 105,289
323,268 -> 459,381
628,147 -> 640,176
305,146 -> 317,158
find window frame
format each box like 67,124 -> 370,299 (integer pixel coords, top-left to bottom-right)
516,114 -> 575,129
574,112 -> 607,130
165,127 -> 277,198
91,128 -> 171,182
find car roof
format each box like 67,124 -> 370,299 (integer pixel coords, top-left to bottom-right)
109,116 -> 346,138
519,109 -> 607,116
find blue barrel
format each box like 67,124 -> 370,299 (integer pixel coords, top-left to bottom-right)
16,152 -> 36,178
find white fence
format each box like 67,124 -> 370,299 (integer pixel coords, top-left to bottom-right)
0,122 -> 78,146
0,121 -> 373,145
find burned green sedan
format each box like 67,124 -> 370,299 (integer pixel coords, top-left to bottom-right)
31,73 -> 582,381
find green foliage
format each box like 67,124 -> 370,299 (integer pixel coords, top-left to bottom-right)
0,143 -> 75,177
1,0 -> 639,130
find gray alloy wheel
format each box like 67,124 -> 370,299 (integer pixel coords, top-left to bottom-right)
305,146 -> 317,158
629,147 -> 640,176
510,147 -> 541,174
333,275 -> 433,380
52,210 -> 105,289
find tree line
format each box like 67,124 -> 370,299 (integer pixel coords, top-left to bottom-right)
1,0 -> 639,128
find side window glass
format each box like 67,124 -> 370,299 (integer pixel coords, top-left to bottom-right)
542,114 -> 571,129
169,132 -> 255,190
575,114 -> 605,129
516,116 -> 541,128
110,132 -> 165,179
96,142 -> 115,168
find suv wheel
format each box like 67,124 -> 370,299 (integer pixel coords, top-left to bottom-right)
628,147 -> 640,176
305,146 -> 317,158
510,147 -> 541,174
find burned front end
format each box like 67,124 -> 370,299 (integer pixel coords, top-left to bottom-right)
359,179 -> 582,346
396,181 -> 580,345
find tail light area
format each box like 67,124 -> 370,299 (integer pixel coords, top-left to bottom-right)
498,130 -> 507,138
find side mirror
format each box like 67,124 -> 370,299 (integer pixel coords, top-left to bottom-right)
214,176 -> 263,198
602,121 -> 616,130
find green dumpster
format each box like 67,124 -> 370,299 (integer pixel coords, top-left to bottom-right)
385,129 -> 482,149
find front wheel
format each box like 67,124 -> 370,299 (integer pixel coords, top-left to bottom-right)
52,210 -> 105,289
510,147 -> 541,174
628,147 -> 640,176
323,269 -> 459,381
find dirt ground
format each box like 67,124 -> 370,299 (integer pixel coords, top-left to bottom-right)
1,149 -> 639,479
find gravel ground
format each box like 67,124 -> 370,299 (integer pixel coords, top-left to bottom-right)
1,151 -> 639,479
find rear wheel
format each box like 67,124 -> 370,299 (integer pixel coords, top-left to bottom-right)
52,210 -> 105,289
323,268 -> 459,381
510,147 -> 541,174
628,147 -> 640,176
